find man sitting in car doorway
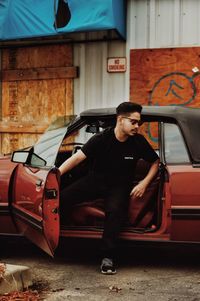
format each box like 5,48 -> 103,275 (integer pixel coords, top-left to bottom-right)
59,101 -> 159,275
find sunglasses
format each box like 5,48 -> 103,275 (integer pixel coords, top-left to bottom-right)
122,116 -> 143,126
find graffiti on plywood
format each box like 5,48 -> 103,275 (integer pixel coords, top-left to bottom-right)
149,72 -> 198,106
130,48 -> 200,144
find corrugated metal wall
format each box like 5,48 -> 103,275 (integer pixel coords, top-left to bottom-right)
74,0 -> 200,113
73,40 -> 128,114
128,0 -> 200,49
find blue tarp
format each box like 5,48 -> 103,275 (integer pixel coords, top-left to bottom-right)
0,0 -> 126,41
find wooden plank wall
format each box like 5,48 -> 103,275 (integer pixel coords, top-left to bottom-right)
130,47 -> 200,147
0,44 -> 77,154
130,47 -> 200,108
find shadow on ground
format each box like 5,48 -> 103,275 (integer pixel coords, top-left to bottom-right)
1,236 -> 200,270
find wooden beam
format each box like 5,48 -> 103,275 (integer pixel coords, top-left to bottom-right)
0,122 -> 49,133
1,66 -> 78,82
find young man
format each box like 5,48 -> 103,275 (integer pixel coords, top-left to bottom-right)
59,102 -> 159,274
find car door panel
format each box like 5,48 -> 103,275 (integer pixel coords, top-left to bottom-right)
0,156 -> 19,234
12,164 -> 59,256
168,165 -> 200,242
162,122 -> 200,242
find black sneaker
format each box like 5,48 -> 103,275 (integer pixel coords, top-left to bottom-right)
100,258 -> 116,275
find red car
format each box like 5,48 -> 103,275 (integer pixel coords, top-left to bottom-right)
0,106 -> 200,256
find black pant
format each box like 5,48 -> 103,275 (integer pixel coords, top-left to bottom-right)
60,172 -> 132,258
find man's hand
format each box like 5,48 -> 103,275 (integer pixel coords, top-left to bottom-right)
130,159 -> 159,198
130,180 -> 148,198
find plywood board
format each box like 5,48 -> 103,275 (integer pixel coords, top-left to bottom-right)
2,79 -> 72,123
129,47 -> 200,148
2,44 -> 73,69
2,133 -> 40,155
0,44 -> 74,154
130,47 -> 200,108
2,66 -> 78,82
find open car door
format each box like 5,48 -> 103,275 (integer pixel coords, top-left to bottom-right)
10,115 -> 76,256
11,163 -> 60,256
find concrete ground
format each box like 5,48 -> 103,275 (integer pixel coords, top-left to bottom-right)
1,236 -> 200,300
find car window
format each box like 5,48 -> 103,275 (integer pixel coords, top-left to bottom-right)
60,124 -> 101,153
164,123 -> 190,164
58,120 -> 160,165
138,122 -> 159,155
56,124 -> 102,167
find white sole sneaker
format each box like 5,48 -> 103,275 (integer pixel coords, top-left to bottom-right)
101,268 -> 117,275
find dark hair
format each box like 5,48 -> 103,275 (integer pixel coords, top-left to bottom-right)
116,102 -> 142,116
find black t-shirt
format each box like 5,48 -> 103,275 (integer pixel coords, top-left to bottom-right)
81,127 -> 159,184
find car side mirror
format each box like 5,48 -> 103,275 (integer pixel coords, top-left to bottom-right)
11,151 -> 29,163
11,151 -> 47,167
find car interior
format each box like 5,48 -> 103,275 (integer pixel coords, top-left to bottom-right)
55,118 -> 165,234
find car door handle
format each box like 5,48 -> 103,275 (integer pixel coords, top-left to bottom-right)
36,179 -> 43,187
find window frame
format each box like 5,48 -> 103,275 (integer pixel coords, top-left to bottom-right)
161,122 -> 191,165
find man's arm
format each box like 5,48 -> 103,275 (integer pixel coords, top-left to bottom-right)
130,159 -> 160,198
58,150 -> 87,176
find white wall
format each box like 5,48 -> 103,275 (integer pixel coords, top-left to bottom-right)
74,0 -> 200,114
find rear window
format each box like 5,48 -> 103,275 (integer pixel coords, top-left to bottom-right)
164,123 -> 190,164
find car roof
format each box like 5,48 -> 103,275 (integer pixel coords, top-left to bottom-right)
80,105 -> 199,119
81,106 -> 200,164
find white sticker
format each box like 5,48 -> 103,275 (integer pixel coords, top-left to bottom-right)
192,66 -> 199,73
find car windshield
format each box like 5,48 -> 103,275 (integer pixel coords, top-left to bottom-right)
33,115 -> 76,166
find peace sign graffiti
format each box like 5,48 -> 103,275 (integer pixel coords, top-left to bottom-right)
147,71 -> 200,142
149,72 -> 199,106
